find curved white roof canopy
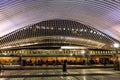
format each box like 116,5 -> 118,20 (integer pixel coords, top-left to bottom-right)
0,0 -> 120,41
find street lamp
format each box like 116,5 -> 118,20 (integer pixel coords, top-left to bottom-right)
113,43 -> 119,70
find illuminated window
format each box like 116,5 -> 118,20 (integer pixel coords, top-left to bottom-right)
30,27 -> 32,29
23,28 -> 26,30
67,28 -> 70,30
72,28 -> 74,31
80,29 -> 83,32
63,28 -> 66,30
90,30 -> 93,33
58,28 -> 62,30
84,29 -> 87,32
36,25 -> 40,29
98,51 -> 100,54
96,51 -> 97,53
41,26 -> 45,29
106,51 -> 107,54
94,31 -> 96,34
110,51 -> 112,53
76,29 -> 78,31
102,34 -> 105,36
118,51 -> 120,53
46,27 -> 49,29
90,51 -> 92,54
51,27 -> 54,30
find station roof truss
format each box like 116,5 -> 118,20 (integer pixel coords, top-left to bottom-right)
0,19 -> 119,50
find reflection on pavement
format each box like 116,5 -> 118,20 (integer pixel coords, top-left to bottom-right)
0,69 -> 120,80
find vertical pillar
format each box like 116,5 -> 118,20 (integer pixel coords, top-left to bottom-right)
116,50 -> 119,70
114,50 -> 119,70
86,55 -> 89,65
113,43 -> 119,70
85,50 -> 89,66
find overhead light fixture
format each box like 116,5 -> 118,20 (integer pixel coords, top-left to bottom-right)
61,46 -> 86,49
81,50 -> 85,55
113,43 -> 119,48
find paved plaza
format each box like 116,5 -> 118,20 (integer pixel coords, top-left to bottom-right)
0,68 -> 120,80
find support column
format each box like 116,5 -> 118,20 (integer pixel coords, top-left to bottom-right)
113,43 -> 119,70
114,50 -> 119,70
85,50 -> 89,66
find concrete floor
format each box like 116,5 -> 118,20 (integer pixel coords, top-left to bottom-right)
0,68 -> 120,80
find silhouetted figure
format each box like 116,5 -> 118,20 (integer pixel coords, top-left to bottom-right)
46,60 -> 48,66
103,58 -> 107,66
83,60 -> 85,65
22,60 -> 26,66
40,60 -> 43,66
18,57 -> 22,65
53,60 -> 56,66
63,60 -> 67,72
0,62 -> 3,71
56,60 -> 59,65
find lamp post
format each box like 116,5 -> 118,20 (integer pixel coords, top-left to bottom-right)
113,43 -> 119,70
